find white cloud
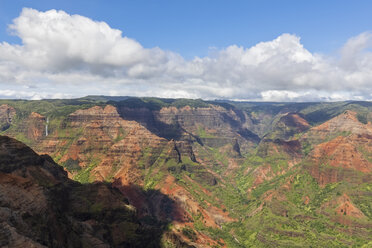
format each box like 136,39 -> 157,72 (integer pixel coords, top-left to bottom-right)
0,89 -> 72,100
2,8 -> 169,73
340,32 -> 372,70
0,8 -> 372,101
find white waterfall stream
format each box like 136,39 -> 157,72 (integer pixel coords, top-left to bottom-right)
45,117 -> 49,136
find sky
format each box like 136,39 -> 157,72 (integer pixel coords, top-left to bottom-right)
0,0 -> 372,101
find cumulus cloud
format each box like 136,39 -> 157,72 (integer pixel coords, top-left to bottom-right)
0,8 -> 372,101
2,8 -> 170,74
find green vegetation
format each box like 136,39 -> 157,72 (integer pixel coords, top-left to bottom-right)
171,98 -> 210,108
301,139 -> 312,156
182,227 -> 197,241
113,126 -> 127,142
113,97 -> 211,111
358,146 -> 372,163
0,98 -> 102,119
63,158 -> 81,172
196,126 -> 217,139
357,112 -> 368,124
142,148 -> 169,190
1,97 -> 372,247
74,156 -> 101,183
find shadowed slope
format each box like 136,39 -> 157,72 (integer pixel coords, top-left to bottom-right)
0,135 -> 176,248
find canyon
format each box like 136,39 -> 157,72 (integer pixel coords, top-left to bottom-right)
0,97 -> 372,247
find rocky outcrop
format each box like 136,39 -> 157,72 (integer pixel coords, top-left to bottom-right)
5,111 -> 47,142
2,99 -> 372,247
257,139 -> 302,159
0,104 -> 15,131
32,105 -> 229,245
40,105 -> 171,184
27,112 -> 46,141
320,194 -> 366,226
304,110 -> 372,144
249,112 -> 308,187
118,105 -> 260,151
0,135 -> 169,247
333,194 -> 366,218
309,135 -> 372,173
307,163 -> 372,186
268,112 -> 310,140
280,113 -> 310,131
303,111 -> 372,186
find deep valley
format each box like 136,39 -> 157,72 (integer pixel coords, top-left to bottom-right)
1,96 -> 372,247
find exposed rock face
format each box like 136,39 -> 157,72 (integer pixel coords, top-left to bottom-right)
309,135 -> 372,173
0,135 -> 168,247
27,112 -> 46,141
0,104 -> 16,131
118,105 -> 260,151
249,112 -> 308,188
41,105 -> 170,184
251,165 -> 275,187
303,111 -> 372,186
0,135 -> 49,172
320,194 -> 366,226
306,162 -> 372,187
333,194 -> 366,218
280,113 -> 310,131
251,139 -> 302,188
268,112 -> 310,140
2,99 -> 372,247
35,105 -> 230,244
7,111 -> 47,142
305,110 -> 372,144
0,104 -> 235,245
257,139 -> 302,159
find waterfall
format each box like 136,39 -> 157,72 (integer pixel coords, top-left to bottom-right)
45,117 -> 49,136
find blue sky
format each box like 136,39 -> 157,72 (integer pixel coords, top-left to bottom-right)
1,0 -> 371,58
0,1 -> 372,101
